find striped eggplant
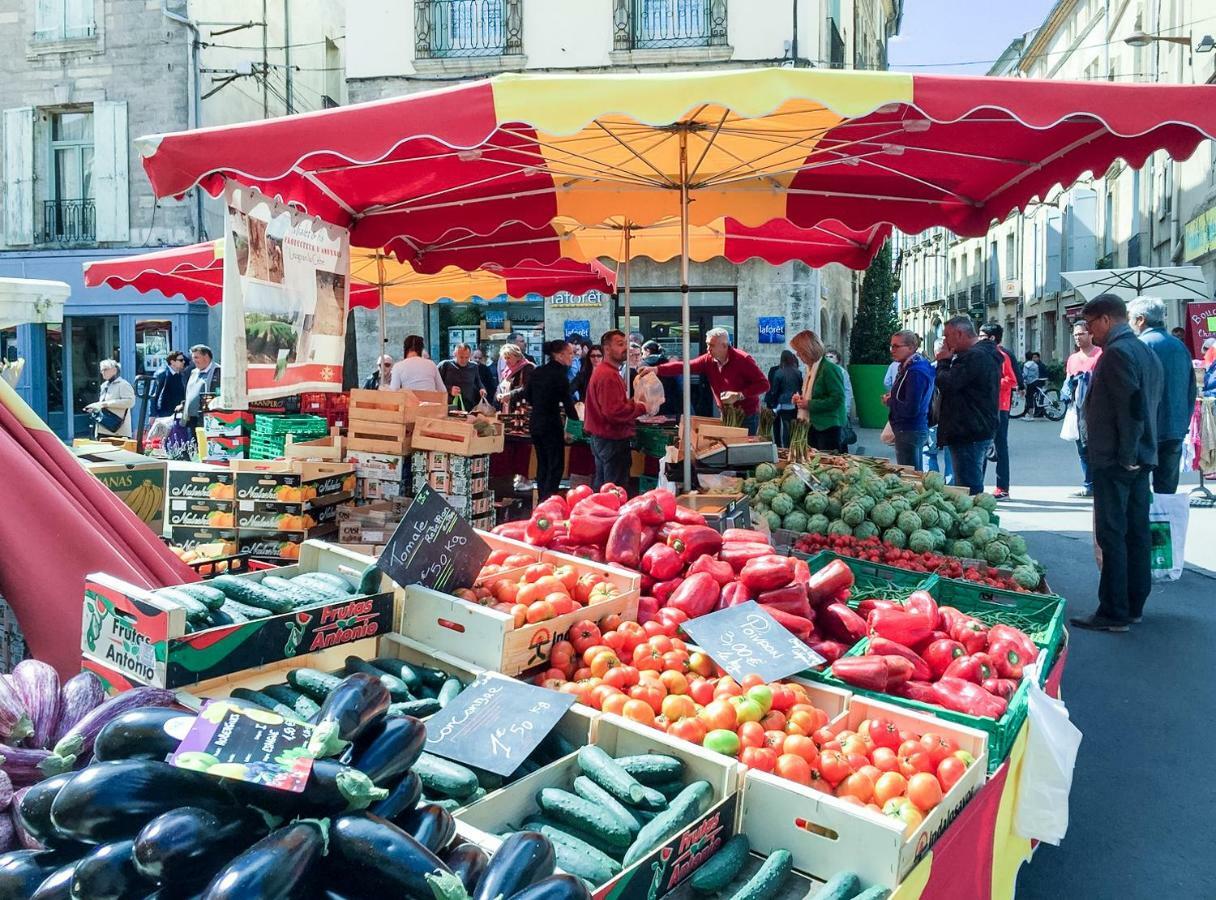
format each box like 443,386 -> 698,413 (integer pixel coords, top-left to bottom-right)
0,676 -> 31,745
51,673 -> 105,747
48,689 -> 175,772
11,662 -> 61,750
0,769 -> 12,810
0,811 -> 13,852
0,745 -> 57,786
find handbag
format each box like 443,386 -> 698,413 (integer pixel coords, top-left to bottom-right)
91,407 -> 125,433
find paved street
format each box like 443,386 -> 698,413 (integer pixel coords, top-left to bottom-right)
855,417 -> 1215,897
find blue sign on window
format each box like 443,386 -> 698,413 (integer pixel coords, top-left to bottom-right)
564,320 -> 591,341
485,310 -> 507,329
758,317 -> 785,344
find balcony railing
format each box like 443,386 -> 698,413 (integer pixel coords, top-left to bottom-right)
415,0 -> 522,59
42,199 -> 95,243
615,0 -> 727,51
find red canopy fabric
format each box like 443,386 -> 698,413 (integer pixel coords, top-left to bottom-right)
0,382 -> 194,676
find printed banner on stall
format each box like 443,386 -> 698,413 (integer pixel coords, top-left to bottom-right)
222,184 -> 350,407
1184,301 -> 1216,359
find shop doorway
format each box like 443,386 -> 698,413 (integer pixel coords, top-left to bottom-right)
67,315 -> 120,438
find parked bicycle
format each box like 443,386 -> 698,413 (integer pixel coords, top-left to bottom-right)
1009,383 -> 1066,420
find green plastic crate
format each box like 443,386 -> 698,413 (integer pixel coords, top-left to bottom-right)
634,425 -> 674,458
799,550 -> 939,598
927,577 -> 1066,671
253,414 -> 328,436
565,419 -> 585,442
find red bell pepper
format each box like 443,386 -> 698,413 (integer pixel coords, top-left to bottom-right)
605,511 -> 643,569
640,574 -> 655,594
645,489 -> 678,523
819,603 -> 868,644
987,635 -> 1030,680
718,542 -> 775,572
831,655 -> 913,693
904,590 -> 940,629
687,555 -> 735,586
739,555 -> 796,594
641,543 -> 683,581
666,572 -> 720,618
491,521 -> 528,540
866,637 -> 932,681
567,512 -> 616,547
937,606 -> 968,634
569,545 -> 604,563
949,618 -> 990,655
653,577 -> 684,605
762,606 -> 814,641
722,528 -> 769,544
894,680 -> 939,704
942,653 -> 996,685
913,630 -> 951,653
807,640 -> 849,664
718,582 -> 753,609
791,557 -> 811,591
673,506 -> 707,526
524,513 -> 559,547
598,483 -> 628,504
921,638 -> 966,680
666,525 -> 723,564
982,677 -> 1018,701
867,607 -> 934,648
565,484 -> 593,507
623,494 -> 667,526
988,625 -> 1037,667
639,525 -> 659,554
756,583 -> 811,618
658,521 -> 680,543
807,559 -> 855,604
637,595 -> 659,624
856,597 -> 902,619
572,494 -> 620,516
534,494 -> 569,519
655,607 -> 688,631
931,677 -> 1008,719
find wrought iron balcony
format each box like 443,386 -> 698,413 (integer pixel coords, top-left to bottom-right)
42,199 -> 95,243
615,0 -> 727,51
415,0 -> 523,59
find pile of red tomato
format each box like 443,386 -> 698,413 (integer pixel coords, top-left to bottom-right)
457,554 -> 621,626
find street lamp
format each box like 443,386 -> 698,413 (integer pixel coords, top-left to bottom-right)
1123,30 -> 1193,48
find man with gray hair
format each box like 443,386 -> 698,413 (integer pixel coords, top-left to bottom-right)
1129,296 -> 1197,493
439,342 -> 490,409
649,327 -> 769,434
934,315 -> 1001,494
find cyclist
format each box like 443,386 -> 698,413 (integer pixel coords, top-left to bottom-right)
1022,351 -> 1047,418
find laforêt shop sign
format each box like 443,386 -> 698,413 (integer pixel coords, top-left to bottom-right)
550,289 -> 607,308
681,601 -> 825,683
377,485 -> 490,593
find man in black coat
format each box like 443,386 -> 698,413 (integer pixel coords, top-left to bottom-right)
1071,295 -> 1164,633
933,315 -> 1001,495
150,351 -> 188,418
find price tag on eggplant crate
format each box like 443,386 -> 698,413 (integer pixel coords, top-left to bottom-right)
377,485 -> 491,593
424,674 -> 576,776
681,601 -> 825,683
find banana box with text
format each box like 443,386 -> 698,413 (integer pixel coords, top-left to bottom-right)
72,445 -> 167,533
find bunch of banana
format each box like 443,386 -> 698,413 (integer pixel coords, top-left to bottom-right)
126,479 -> 164,523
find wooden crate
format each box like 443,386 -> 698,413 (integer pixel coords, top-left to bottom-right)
349,388 -> 447,424
284,430 -> 345,461
347,420 -> 414,455
411,416 -> 505,456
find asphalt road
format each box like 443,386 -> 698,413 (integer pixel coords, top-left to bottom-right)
855,418 -> 1215,898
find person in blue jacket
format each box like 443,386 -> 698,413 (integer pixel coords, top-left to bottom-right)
884,329 -> 935,470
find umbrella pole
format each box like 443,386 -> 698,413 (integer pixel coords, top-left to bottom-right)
377,250 -> 387,359
679,130 -> 692,492
624,223 -> 632,398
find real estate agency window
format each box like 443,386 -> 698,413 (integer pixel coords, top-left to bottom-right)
46,110 -> 95,242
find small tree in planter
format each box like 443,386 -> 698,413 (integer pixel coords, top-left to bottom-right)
848,242 -> 900,427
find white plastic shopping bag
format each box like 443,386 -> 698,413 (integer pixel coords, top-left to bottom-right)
1058,405 -> 1080,442
1014,665 -> 1082,846
1148,492 -> 1189,582
633,370 -> 665,416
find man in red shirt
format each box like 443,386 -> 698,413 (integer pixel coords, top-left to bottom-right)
584,330 -> 647,491
648,329 -> 769,434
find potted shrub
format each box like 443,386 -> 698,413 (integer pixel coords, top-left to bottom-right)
848,242 -> 900,429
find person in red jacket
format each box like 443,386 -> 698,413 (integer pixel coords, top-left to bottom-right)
584,329 -> 647,490
979,323 -> 1019,500
648,328 -> 769,434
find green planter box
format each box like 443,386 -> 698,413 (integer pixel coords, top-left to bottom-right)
848,363 -> 890,429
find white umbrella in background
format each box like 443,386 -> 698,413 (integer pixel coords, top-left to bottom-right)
1061,266 -> 1211,302
0,277 -> 70,330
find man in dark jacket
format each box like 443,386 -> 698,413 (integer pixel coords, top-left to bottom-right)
934,316 -> 1001,494
1071,294 -> 1163,633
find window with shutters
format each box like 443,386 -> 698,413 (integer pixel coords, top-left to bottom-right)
44,111 -> 95,243
33,0 -> 95,42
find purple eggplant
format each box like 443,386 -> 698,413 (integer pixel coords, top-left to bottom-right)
51,673 -> 105,747
48,688 -> 175,771
11,789 -> 41,849
12,662 -> 61,750
0,677 -> 31,745
0,812 -> 13,852
0,769 -> 12,811
0,745 -> 56,785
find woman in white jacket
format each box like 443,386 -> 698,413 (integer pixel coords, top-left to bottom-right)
87,359 -> 136,438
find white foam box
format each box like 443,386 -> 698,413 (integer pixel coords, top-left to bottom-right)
457,714 -> 741,900
740,696 -> 988,891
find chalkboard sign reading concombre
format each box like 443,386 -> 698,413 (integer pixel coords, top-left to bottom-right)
377,485 -> 490,593
681,601 -> 825,684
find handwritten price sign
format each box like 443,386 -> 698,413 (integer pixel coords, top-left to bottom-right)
378,485 -> 489,593
681,601 -> 825,683
424,674 -> 576,776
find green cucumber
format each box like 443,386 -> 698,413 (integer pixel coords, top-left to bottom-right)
727,850 -> 792,900
414,752 -> 479,799
174,582 -> 227,610
368,657 -> 423,691
286,667 -> 344,700
615,754 -> 685,785
849,889 -> 889,900
388,698 -> 441,718
344,656 -> 413,701
229,687 -> 303,721
523,817 -> 622,860
286,574 -> 349,601
357,563 -> 382,595
153,588 -> 211,622
812,871 -> 862,900
211,574 -> 295,614
429,797 -> 461,813
577,746 -> 664,809
437,677 -> 464,708
260,575 -> 329,607
260,683 -> 322,719
690,835 -> 750,894
413,663 -> 450,688
623,781 -> 713,867
540,728 -> 577,760
220,598 -> 272,621
572,776 -> 643,835
652,780 -> 687,801
534,825 -> 621,884
537,788 -> 632,850
294,571 -> 354,593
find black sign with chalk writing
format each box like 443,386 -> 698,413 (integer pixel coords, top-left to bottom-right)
681,601 -> 825,683
377,485 -> 490,593
423,674 -> 576,776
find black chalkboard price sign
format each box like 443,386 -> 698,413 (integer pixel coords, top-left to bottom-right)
680,601 -> 826,683
423,674 -> 576,776
377,485 -> 490,593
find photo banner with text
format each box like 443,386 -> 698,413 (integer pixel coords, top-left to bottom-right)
222,183 -> 350,406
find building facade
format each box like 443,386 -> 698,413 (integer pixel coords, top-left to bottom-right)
897,0 -> 1216,366
0,0 -> 344,439
344,0 -> 902,376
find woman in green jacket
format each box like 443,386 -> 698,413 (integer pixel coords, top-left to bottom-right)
790,330 -> 847,452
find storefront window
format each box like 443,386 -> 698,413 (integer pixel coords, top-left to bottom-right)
616,288 -> 735,360
135,319 -> 172,376
45,326 -> 64,414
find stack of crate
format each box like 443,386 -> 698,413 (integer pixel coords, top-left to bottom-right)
203,411 -> 254,461
249,414 -> 329,460
347,449 -> 412,502
345,389 -> 446,502
230,459 -> 356,560
411,450 -> 494,529
165,462 -> 237,554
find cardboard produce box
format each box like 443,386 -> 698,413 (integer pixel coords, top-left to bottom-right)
337,501 -> 405,545
166,498 -> 236,529
236,527 -> 338,560
440,490 -> 495,519
166,463 -> 234,501
235,495 -> 350,531
358,476 -> 409,501
81,541 -> 393,690
204,410 -> 254,437
414,450 -> 490,477
347,449 -> 411,480
205,435 -> 249,461
167,526 -> 237,554
231,459 -> 355,502
73,445 -> 167,533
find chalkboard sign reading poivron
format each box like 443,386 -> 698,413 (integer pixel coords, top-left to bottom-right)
681,601 -> 826,683
424,674 -> 576,776
377,485 -> 491,593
